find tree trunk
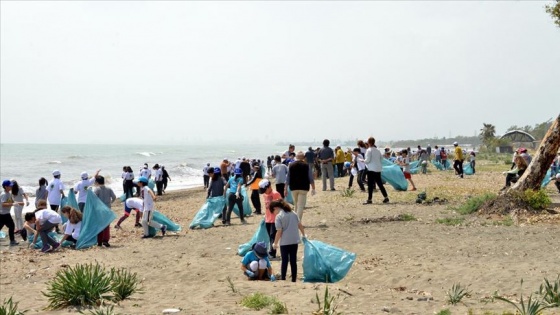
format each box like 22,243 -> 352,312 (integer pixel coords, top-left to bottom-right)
511,113 -> 560,191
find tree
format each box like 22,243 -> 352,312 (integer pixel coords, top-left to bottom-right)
479,123 -> 497,150
546,0 -> 560,28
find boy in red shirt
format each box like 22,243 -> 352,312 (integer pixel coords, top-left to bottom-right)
258,179 -> 281,258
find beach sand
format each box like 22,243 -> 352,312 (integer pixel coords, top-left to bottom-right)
1,169 -> 559,314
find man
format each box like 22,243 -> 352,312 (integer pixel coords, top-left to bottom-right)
335,146 -> 345,177
426,144 -> 432,160
239,158 -> 252,184
453,142 -> 464,178
305,147 -> 316,178
47,170 -> 65,210
139,163 -> 151,180
1,179 -> 19,246
203,163 -> 211,188
317,139 -> 335,191
220,158 -> 230,181
74,169 -> 101,211
282,144 -> 295,161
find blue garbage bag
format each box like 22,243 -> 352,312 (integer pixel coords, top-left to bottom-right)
541,169 -> 552,188
463,163 -> 474,175
238,219 -> 270,256
189,196 -> 226,229
302,238 -> 356,283
285,187 -> 294,204
409,161 -> 421,174
27,231 -> 69,249
381,159 -> 408,191
148,179 -> 155,190
76,190 -> 117,250
60,189 -> 79,224
232,186 -> 252,217
432,161 -> 444,170
119,187 -> 137,202
149,211 -> 182,236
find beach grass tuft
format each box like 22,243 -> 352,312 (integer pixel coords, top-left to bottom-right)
447,283 -> 471,305
0,296 -> 27,315
241,293 -> 277,311
79,305 -> 115,315
457,193 -> 497,215
312,285 -> 341,315
538,275 -> 560,307
109,268 -> 141,302
436,217 -> 465,226
494,279 -> 552,315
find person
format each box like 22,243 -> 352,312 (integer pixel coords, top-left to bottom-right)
271,155 -> 288,198
203,163 -> 211,189
30,206 -> 62,253
418,150 -> 429,174
161,165 -> 171,193
11,180 -> 30,239
453,142 -> 464,178
240,241 -> 276,281
305,147 -> 316,177
469,151 -> 476,174
271,199 -> 306,282
519,148 -> 532,165
47,170 -> 65,211
122,166 -> 135,200
139,163 -> 152,180
350,148 -> 366,192
318,139 -> 335,191
286,151 -> 316,222
335,146 -> 345,177
266,156 -> 273,174
363,137 -> 390,204
398,149 -> 417,191
153,164 -> 164,196
240,158 -> 252,184
434,145 -> 441,165
223,168 -> 246,225
93,175 -> 116,247
60,206 -> 83,248
220,158 -> 230,181
207,167 -> 226,199
115,197 -> 142,229
258,179 -> 281,258
426,144 -> 432,161
1,179 -> 20,246
554,173 -> 560,193
74,170 -> 100,211
246,164 -> 263,215
440,147 -> 448,170
136,176 -> 167,238
502,155 -> 528,190
35,177 -> 49,208
282,144 -> 296,161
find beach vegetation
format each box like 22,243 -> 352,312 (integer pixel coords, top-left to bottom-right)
457,193 -> 497,215
521,189 -> 551,210
400,213 -> 416,221
269,300 -> 289,314
446,283 -> 471,305
0,296 -> 27,315
241,293 -> 279,311
340,188 -> 355,198
312,284 -> 341,315
79,305 -> 115,315
226,276 -> 239,294
109,268 -> 141,302
494,279 -> 552,315
435,309 -> 451,315
538,275 -> 560,307
436,217 -> 464,226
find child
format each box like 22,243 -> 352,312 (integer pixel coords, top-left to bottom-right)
246,164 -> 263,215
1,179 -> 20,246
469,151 -> 476,174
136,177 -> 167,238
271,199 -> 306,282
223,168 -> 246,226
258,179 -> 281,258
30,206 -> 62,253
35,177 -> 49,207
60,206 -> 82,248
240,241 -> 276,281
93,175 -> 116,247
75,170 -> 100,211
115,198 -> 142,229
11,180 -> 30,240
398,150 -> 417,191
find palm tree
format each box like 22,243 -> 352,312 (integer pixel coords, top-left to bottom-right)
479,123 -> 496,149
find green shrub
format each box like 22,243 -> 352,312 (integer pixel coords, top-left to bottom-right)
400,213 -> 416,221
241,293 -> 276,311
79,305 -> 115,315
0,296 -> 27,315
340,188 -> 355,198
313,285 -> 341,315
447,283 -> 471,305
494,279 -> 552,315
538,275 -> 560,307
110,268 -> 141,302
436,217 -> 465,226
436,309 -> 451,315
522,190 -> 551,210
269,300 -> 288,314
457,193 -> 497,215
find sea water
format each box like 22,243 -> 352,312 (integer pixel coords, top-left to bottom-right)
0,143 -> 290,214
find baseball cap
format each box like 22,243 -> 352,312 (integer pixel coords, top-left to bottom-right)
81,172 -> 88,179
52,170 -> 61,176
136,176 -> 149,184
2,179 -> 13,187
453,142 -> 458,145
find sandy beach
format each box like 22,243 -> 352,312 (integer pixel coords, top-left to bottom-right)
1,167 -> 559,315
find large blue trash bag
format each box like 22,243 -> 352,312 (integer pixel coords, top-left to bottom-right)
189,196 -> 226,229
233,186 -> 252,217
302,238 -> 356,283
463,163 -> 474,175
148,179 -> 155,190
409,161 -> 421,174
119,187 -> 137,202
237,219 -> 270,256
381,159 -> 408,191
28,231 -> 62,249
59,189 -> 80,224
285,187 -> 294,204
149,211 -> 182,236
76,190 -> 117,250
432,161 -> 444,170
541,169 -> 552,188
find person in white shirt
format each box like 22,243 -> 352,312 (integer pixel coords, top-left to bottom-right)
153,164 -> 164,196
136,177 -> 166,238
74,170 -> 100,211
139,163 -> 151,180
349,148 -> 366,191
363,137 -> 389,205
30,208 -> 62,252
397,149 -> 417,191
47,170 -> 65,210
60,206 -> 83,247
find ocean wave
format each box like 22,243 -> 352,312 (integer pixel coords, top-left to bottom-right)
68,155 -> 85,159
136,152 -> 157,157
47,161 -> 62,164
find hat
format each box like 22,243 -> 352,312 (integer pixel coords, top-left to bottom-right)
258,179 -> 271,194
223,158 -> 228,161
252,241 -> 268,258
81,172 -> 88,180
453,142 -> 458,146
52,170 -> 61,176
2,179 -> 13,187
136,176 -> 149,184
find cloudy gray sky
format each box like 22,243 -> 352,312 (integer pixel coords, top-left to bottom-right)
1,1 -> 559,145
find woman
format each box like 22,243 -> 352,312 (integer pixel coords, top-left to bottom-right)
162,165 -> 171,193
122,166 -> 135,199
60,206 -> 83,247
223,168 -> 246,226
246,164 -> 263,215
271,199 -> 306,282
363,137 -> 389,204
286,151 -> 315,222
35,177 -> 49,208
11,180 -> 29,239
502,155 -> 528,190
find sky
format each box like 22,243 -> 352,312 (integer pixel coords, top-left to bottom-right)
1,1 -> 559,145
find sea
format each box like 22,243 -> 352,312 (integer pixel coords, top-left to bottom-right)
0,143 -> 292,214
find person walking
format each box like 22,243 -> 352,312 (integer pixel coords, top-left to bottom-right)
286,152 -> 316,222
246,164 -> 263,215
453,142 -> 464,178
47,170 -> 65,211
363,137 -> 389,205
223,168 -> 246,226
271,155 -> 288,198
203,163 -> 211,188
318,139 -> 335,191
1,180 -> 19,246
161,165 -> 171,193
93,175 -> 116,247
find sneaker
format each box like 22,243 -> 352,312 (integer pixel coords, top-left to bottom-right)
135,223 -> 142,228
141,235 -> 154,239
102,242 -> 111,247
241,220 -> 248,225
225,222 -> 231,226
9,240 -> 19,246
363,200 -> 372,205
114,225 -> 121,230
222,220 -> 227,225
161,225 -> 167,236
52,243 -> 60,251
382,198 -> 390,204
330,188 -> 336,191
41,246 -> 52,253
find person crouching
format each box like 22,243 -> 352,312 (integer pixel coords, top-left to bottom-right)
241,241 -> 276,281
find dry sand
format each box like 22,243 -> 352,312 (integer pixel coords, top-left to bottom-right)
1,169 -> 560,315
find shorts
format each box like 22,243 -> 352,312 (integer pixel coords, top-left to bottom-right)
403,172 -> 411,179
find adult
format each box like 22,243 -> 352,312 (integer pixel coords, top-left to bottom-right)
47,170 -> 65,211
426,144 -> 432,161
271,155 -> 288,198
246,164 -> 263,215
434,145 -> 441,164
519,148 -> 532,165
363,137 -> 389,204
74,170 -> 100,211
305,147 -> 316,179
502,155 -> 528,190
335,146 -> 345,177
203,163 -> 211,188
1,180 -> 19,246
286,151 -> 316,222
318,139 -> 335,191
453,142 -> 464,178
11,180 -> 29,237
282,144 -> 295,161
122,166 -> 135,200
220,158 -> 230,181
350,148 -> 366,192
240,158 -> 252,185
161,165 -> 171,193
153,164 -> 164,196
440,147 -> 448,170
139,163 -> 151,180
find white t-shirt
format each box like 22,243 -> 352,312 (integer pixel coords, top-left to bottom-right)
47,178 -> 65,206
556,173 -> 560,180
35,209 -> 62,225
64,221 -> 82,239
140,168 -> 151,179
354,154 -> 366,171
122,172 -> 134,180
126,197 -> 144,212
74,178 -> 95,203
154,169 -> 163,181
401,156 -> 411,172
142,186 -> 154,211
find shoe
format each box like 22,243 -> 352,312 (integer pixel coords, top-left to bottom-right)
98,242 -> 103,247
363,200 -> 372,205
135,223 -> 142,228
9,240 -> 19,246
410,188 -> 417,191
41,246 -> 52,253
383,198 -> 389,204
222,220 -> 227,225
141,235 -> 154,239
241,220 -> 248,225
52,243 -> 60,251
114,225 -> 121,229
161,225 -> 167,236
330,188 -> 336,191
102,242 -> 110,247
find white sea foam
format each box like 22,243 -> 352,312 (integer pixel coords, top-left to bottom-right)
47,161 -> 62,164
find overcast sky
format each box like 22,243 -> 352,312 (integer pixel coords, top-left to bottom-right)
1,1 -> 559,145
